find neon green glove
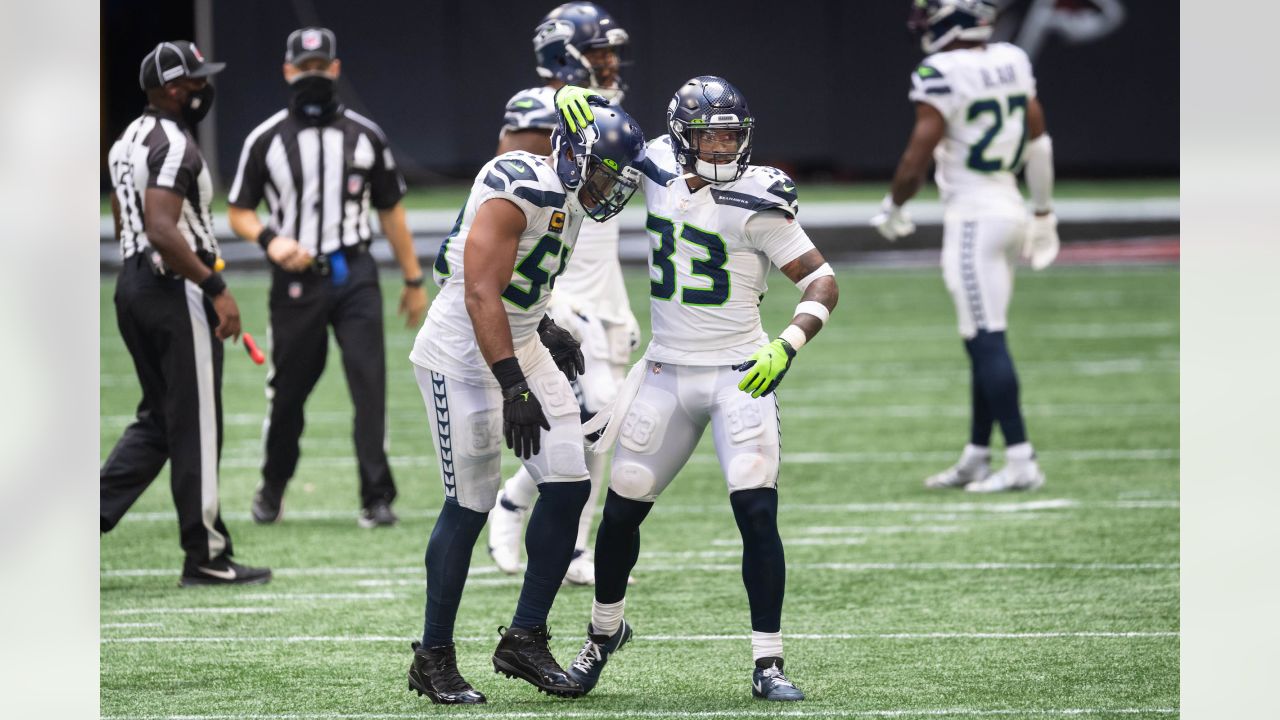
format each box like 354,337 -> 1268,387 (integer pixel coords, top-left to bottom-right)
554,85 -> 597,133
733,338 -> 797,398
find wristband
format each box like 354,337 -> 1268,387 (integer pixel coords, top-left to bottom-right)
257,227 -> 278,252
404,276 -> 425,288
491,357 -> 526,391
794,300 -> 831,325
779,324 -> 808,350
198,272 -> 227,298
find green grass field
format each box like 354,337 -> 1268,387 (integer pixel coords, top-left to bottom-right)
100,264 -> 1179,719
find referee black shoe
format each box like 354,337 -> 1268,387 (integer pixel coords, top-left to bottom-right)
251,486 -> 283,524
491,625 -> 584,698
179,558 -> 272,587
408,641 -> 486,704
358,501 -> 398,528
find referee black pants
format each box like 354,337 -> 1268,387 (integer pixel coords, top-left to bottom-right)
101,256 -> 233,568
260,249 -> 396,510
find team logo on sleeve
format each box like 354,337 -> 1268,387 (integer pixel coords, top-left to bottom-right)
549,210 -> 566,232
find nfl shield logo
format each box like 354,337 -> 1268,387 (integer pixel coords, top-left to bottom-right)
288,282 -> 303,299
301,30 -> 323,50
191,44 -> 204,62
347,173 -> 364,195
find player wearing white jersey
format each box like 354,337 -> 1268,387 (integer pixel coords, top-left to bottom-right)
487,2 -> 638,587
405,100 -> 646,704
554,77 -> 838,702
872,0 -> 1058,492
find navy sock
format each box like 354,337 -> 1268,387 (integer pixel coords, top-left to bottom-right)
511,479 -> 591,629
594,489 -> 654,604
966,330 -> 1028,446
730,488 -> 785,633
964,338 -> 995,446
422,501 -> 488,647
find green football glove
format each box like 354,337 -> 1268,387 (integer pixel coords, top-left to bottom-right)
733,338 -> 797,398
554,85 -> 598,133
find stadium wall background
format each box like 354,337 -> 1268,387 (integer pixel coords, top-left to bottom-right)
101,0 -> 1177,190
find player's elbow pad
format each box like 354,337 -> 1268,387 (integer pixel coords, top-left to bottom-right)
1024,134 -> 1054,213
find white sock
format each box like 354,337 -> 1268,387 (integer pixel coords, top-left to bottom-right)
751,630 -> 783,662
502,466 -> 538,510
591,599 -> 625,636
962,443 -> 991,462
1005,442 -> 1034,464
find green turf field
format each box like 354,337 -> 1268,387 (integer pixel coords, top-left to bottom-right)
99,178 -> 1180,215
100,264 -> 1179,719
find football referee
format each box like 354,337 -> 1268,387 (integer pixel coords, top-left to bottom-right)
101,41 -> 271,587
228,27 -> 428,528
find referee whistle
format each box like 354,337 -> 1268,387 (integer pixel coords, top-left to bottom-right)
214,257 -> 226,273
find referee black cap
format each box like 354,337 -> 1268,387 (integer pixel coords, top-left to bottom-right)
286,27 -> 337,65
139,41 -> 225,90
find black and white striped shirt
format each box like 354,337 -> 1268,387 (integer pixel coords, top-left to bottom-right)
107,108 -> 218,261
228,107 -> 407,254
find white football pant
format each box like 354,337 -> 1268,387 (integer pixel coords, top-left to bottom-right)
941,210 -> 1027,339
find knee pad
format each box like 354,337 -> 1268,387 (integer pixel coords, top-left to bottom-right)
545,440 -> 589,480
610,460 -> 659,502
727,452 -> 778,493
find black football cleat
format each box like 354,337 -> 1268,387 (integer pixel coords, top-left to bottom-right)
179,558 -> 272,587
752,656 -> 805,701
491,625 -> 584,698
408,642 -> 486,704
566,620 -> 632,694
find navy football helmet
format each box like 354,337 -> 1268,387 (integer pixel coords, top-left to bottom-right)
534,2 -> 629,101
908,0 -> 998,54
551,96 -> 645,222
666,75 -> 754,184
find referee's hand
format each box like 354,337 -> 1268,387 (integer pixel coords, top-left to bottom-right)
265,235 -> 313,272
212,291 -> 242,342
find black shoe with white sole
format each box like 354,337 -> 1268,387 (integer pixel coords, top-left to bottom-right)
408,641 -> 486,704
358,501 -> 398,528
491,625 -> 583,698
179,558 -> 272,587
251,486 -> 283,524
751,656 -> 805,701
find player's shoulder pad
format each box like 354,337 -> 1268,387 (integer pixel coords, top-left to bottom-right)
709,166 -> 799,218
478,151 -> 567,209
503,86 -> 558,131
638,135 -> 681,185
911,60 -> 952,97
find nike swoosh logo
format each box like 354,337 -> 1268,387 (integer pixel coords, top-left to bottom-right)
197,566 -> 237,580
753,679 -> 764,694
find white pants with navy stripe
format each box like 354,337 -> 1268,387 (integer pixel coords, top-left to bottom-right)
941,211 -> 1027,339
608,362 -> 781,503
413,343 -> 589,513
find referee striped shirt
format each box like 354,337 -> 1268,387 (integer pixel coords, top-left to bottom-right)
228,107 -> 407,254
107,108 -> 218,261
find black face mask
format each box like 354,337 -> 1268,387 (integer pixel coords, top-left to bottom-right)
181,84 -> 215,126
288,74 -> 339,126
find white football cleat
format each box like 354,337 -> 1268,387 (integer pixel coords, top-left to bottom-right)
486,494 -> 525,575
563,549 -> 596,586
924,445 -> 992,489
965,460 -> 1045,493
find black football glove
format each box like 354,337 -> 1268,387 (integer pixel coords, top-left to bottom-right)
538,315 -> 585,382
492,358 -> 551,460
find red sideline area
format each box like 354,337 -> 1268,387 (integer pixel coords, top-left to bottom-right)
1057,236 -> 1180,265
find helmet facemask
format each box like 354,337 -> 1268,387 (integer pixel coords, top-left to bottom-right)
578,155 -> 640,222
682,120 -> 752,183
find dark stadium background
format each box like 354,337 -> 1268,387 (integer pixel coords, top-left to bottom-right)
101,0 -> 1178,191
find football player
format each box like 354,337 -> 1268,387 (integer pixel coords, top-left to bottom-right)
871,0 -> 1057,492
488,2 -> 639,586
405,100 -> 646,703
554,78 -> 838,701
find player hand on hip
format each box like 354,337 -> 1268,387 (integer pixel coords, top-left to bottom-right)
538,315 -> 585,381
734,338 -> 797,398
870,194 -> 916,241
1023,211 -> 1060,270
554,85 -> 604,133
265,235 -> 314,272
502,381 -> 551,459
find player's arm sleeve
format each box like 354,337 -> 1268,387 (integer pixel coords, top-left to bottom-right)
369,134 -> 408,210
227,133 -> 268,209
907,63 -> 957,118
145,130 -> 197,196
745,210 -> 816,269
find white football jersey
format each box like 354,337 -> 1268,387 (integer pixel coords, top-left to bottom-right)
499,86 -> 559,137
637,136 -> 813,366
909,42 -> 1037,214
411,151 -> 584,385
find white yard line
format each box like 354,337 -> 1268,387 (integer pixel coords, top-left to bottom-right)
104,561 -> 1175,580
101,623 -> 163,629
105,607 -> 280,615
102,708 -> 1179,720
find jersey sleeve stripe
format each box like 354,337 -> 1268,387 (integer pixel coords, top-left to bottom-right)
228,109 -> 288,204
155,119 -> 187,188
